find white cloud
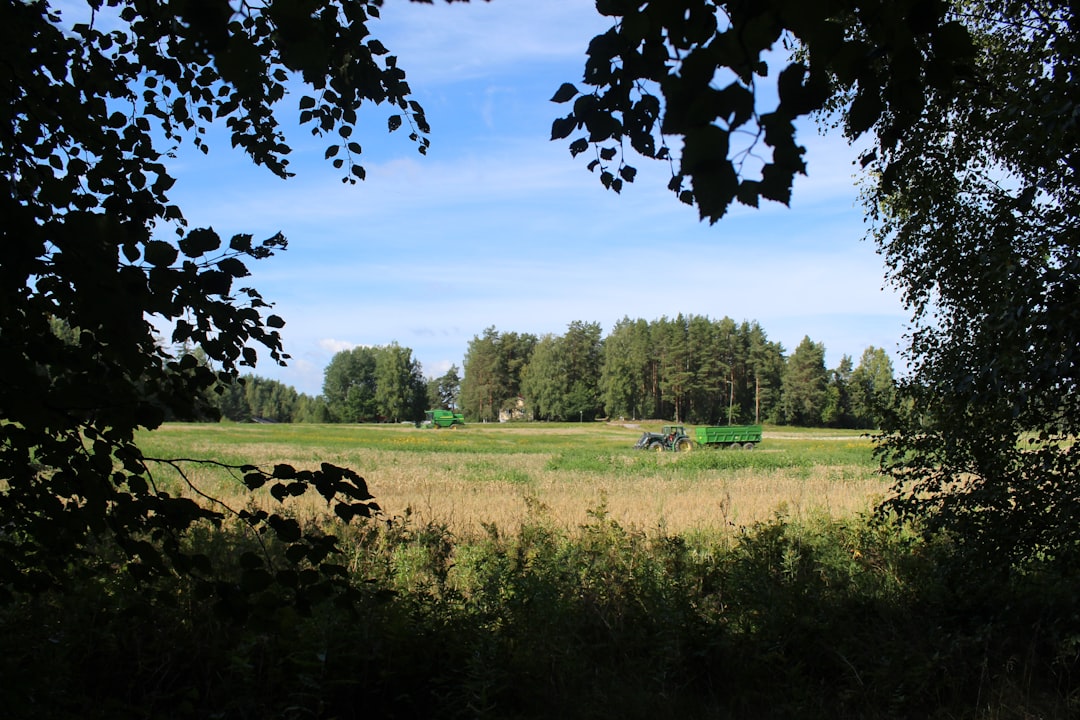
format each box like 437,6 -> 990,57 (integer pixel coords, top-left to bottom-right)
374,2 -> 612,86
318,338 -> 359,354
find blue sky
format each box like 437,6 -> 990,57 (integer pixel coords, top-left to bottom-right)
167,1 -> 908,397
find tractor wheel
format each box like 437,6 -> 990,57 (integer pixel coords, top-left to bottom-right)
651,442 -> 664,453
676,438 -> 692,452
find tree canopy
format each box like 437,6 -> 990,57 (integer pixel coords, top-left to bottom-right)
322,343 -> 426,423
0,0 -> 425,607
456,317 -> 881,427
868,1 -> 1079,570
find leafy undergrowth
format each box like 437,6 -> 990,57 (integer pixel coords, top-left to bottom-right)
2,511 -> 1078,720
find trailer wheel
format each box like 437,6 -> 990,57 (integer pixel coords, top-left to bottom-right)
743,442 -> 755,450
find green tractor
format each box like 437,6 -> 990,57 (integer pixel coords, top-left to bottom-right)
633,425 -> 694,452
421,409 -> 465,429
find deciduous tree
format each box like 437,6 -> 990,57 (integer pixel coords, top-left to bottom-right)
848,347 -> 895,429
521,321 -> 603,422
600,317 -> 654,420
374,342 -> 426,423
0,0 -> 420,606
869,1 -> 1079,568
323,346 -> 378,422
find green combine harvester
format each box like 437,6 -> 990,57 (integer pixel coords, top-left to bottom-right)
421,409 -> 465,429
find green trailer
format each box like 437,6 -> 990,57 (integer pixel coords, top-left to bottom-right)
694,424 -> 763,449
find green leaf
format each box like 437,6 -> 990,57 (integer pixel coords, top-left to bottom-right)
179,228 -> 221,257
144,241 -> 178,267
932,21 -> 976,60
759,163 -> 793,205
239,551 -> 263,570
276,569 -> 299,588
680,125 -> 730,176
217,257 -> 249,278
272,464 -> 297,479
268,515 -> 302,543
736,179 -> 760,207
551,116 -> 576,140
243,472 -> 267,490
550,82 -> 579,103
240,567 -> 273,593
847,90 -> 882,137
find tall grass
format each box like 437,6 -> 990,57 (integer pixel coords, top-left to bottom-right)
137,422 -> 888,537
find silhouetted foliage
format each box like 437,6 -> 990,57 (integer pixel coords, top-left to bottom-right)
0,0 -> 418,608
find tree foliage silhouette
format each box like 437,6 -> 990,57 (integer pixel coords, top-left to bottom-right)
0,0 -> 439,609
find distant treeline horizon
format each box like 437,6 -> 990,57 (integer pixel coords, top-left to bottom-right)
207,315 -> 896,429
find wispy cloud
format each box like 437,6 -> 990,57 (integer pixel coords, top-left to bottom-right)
163,2 -> 907,396
374,2 -> 613,86
318,339 -> 360,354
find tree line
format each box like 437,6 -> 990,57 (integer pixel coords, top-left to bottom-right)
462,318 -> 895,427
211,317 -> 895,429
210,345 -> 463,425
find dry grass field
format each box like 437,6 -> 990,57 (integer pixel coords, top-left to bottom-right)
139,421 -> 891,538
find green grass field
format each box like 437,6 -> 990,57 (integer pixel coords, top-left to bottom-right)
138,421 -> 889,537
